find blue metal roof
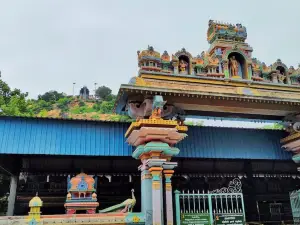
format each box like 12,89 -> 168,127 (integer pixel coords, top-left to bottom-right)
0,117 -> 291,160
177,126 -> 289,159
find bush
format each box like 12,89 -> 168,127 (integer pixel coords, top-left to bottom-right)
57,98 -> 71,112
98,101 -> 114,114
91,115 -> 100,120
78,100 -> 85,107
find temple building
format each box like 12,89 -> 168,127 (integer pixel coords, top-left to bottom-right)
1,20 -> 300,225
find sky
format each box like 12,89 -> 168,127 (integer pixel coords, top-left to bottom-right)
0,0 -> 300,99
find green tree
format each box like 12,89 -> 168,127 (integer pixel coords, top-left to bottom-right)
98,101 -> 115,114
27,99 -> 53,114
38,90 -> 65,102
57,97 -> 71,112
95,86 -> 112,100
0,79 -> 31,116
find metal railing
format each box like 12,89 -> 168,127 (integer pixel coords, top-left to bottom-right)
175,190 -> 245,225
290,190 -> 300,224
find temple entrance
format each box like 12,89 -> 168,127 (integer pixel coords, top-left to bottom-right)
228,52 -> 247,79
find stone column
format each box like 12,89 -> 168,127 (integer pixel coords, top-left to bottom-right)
271,73 -> 278,83
218,60 -> 223,73
223,61 -> 229,78
173,62 -> 178,74
248,64 -> 252,80
149,167 -> 163,225
140,158 -> 153,225
164,170 -> 175,225
7,175 -> 17,216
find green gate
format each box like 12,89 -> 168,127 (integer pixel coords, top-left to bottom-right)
175,179 -> 245,225
290,189 -> 300,224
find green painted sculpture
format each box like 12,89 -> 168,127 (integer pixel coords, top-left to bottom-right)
99,189 -> 136,213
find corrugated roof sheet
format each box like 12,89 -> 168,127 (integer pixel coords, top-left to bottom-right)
0,117 -> 291,160
177,126 -> 290,160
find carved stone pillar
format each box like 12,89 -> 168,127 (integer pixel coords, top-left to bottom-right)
7,175 -> 17,216
247,64 -> 253,80
271,73 -> 278,83
149,167 -> 164,225
223,61 -> 229,78
173,62 -> 178,74
164,169 -> 175,225
140,157 -> 153,225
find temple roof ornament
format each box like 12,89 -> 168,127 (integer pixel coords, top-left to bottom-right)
174,48 -> 193,58
207,20 -> 247,44
137,45 -> 161,61
115,20 -> 300,119
161,50 -> 170,62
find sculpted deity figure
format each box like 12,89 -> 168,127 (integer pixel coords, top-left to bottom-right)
277,70 -> 286,83
179,59 -> 188,73
229,56 -> 239,77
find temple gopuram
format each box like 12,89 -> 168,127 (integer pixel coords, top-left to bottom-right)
1,20 -> 300,225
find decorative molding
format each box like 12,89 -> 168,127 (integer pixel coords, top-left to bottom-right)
210,178 -> 242,193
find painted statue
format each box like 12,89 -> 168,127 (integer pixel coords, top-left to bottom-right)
229,56 -> 239,77
99,189 -> 136,213
276,70 -> 286,84
179,59 -> 188,74
125,95 -> 185,123
150,95 -> 166,119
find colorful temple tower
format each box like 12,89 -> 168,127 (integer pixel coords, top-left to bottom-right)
64,173 -> 99,214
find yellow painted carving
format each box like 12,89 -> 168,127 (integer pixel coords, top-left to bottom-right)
135,77 -> 147,86
140,73 -> 300,93
125,119 -> 187,137
132,216 -> 140,223
165,183 -> 172,191
152,181 -> 160,190
141,174 -> 152,180
281,132 -> 300,143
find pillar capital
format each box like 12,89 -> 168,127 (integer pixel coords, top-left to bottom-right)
149,167 -> 163,174
163,170 -> 175,175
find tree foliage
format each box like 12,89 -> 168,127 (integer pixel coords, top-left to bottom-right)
38,90 -> 65,102
0,79 -> 121,121
0,79 -> 31,116
95,86 -> 112,100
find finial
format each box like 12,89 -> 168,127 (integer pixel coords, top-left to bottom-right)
148,45 -> 154,51
36,192 -> 38,196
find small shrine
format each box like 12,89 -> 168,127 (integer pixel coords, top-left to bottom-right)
64,173 -> 99,214
28,194 -> 43,225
